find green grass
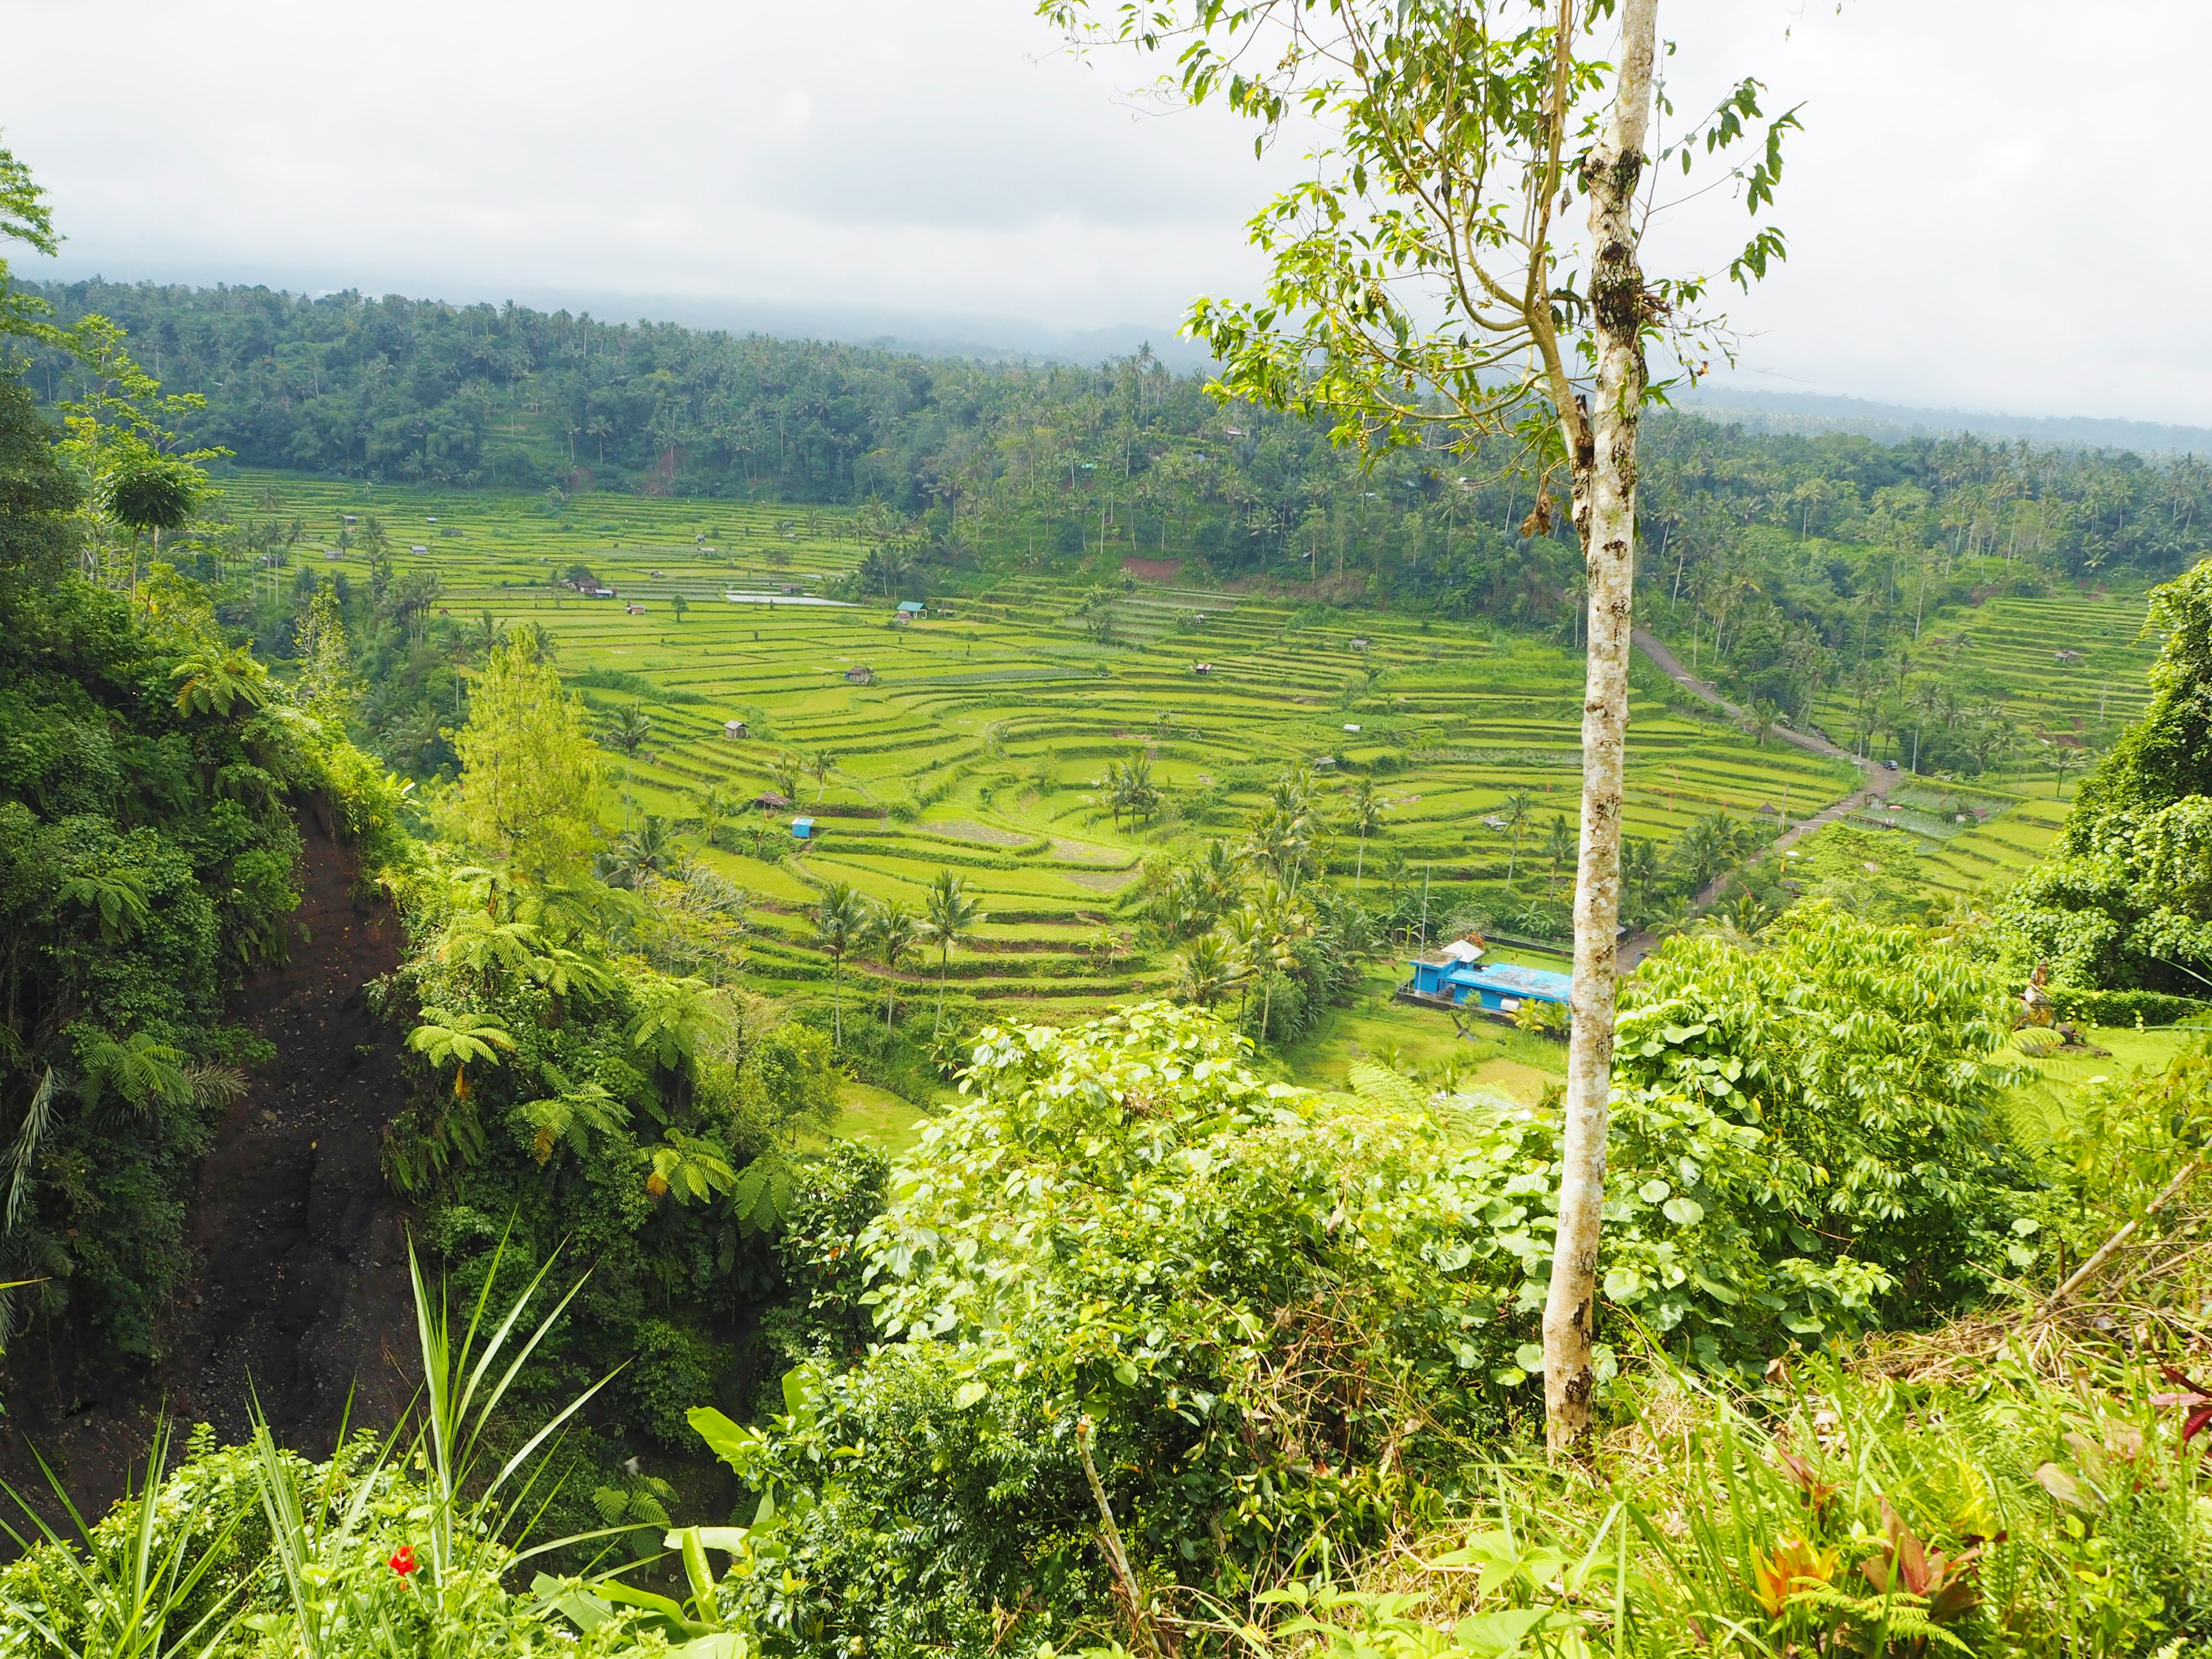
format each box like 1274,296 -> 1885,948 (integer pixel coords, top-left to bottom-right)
825,1079 -> 934,1153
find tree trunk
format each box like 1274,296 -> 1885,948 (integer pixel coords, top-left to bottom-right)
1541,0 -> 1658,1457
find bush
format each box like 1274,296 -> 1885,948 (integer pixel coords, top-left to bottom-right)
2048,985 -> 2211,1027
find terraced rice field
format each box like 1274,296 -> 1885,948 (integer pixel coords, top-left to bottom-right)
225,472 -> 1877,1022
1813,590 -> 2160,749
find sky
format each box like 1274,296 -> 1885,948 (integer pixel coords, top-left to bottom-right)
0,0 -> 2202,423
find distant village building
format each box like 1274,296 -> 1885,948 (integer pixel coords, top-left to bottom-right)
626,604 -> 647,615
723,718 -> 749,740
844,665 -> 874,685
1191,662 -> 1213,675
411,544 -> 429,554
896,600 -> 927,618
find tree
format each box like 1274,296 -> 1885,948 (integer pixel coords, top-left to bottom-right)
1498,789 -> 1535,895
1343,777 -> 1384,888
919,870 -> 985,1034
1046,0 -> 1797,1451
406,1009 -> 517,1100
865,899 -> 922,1029
771,751 -> 805,804
670,592 -> 690,625
808,749 -> 839,804
451,636 -> 603,877
1169,931 -> 1246,1009
812,881 -> 866,1047
603,703 -> 653,759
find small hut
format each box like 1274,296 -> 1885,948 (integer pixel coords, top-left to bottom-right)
722,718 -> 749,740
844,665 -> 874,685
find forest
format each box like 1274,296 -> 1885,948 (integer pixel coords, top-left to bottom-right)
5,2 -> 2212,1652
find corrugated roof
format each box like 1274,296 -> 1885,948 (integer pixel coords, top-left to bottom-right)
1461,962 -> 1574,1000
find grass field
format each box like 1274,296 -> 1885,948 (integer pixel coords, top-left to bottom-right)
226,469 -> 2148,1077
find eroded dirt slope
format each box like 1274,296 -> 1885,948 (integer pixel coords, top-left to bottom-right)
2,810 -> 417,1515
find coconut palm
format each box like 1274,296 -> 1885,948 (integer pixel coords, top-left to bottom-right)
1343,777 -> 1384,888
603,703 -> 653,759
771,751 -> 805,804
1498,789 -> 1535,893
812,881 -> 866,1046
406,1009 -> 517,1099
1543,812 -> 1575,895
1170,931 -> 1247,1009
865,898 -> 922,1030
919,870 -> 985,1034
697,785 -> 735,850
1229,882 -> 1314,1044
808,749 -> 839,803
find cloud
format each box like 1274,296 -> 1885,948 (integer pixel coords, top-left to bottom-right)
3,0 -> 2206,422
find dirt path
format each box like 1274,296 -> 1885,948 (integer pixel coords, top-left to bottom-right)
1,812 -> 418,1520
1619,629 -> 1884,971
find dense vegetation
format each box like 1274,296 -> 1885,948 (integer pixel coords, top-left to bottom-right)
21,278 -> 2212,777
5,154 -> 2212,1659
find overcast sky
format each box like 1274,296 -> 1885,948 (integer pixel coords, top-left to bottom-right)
0,0 -> 2200,423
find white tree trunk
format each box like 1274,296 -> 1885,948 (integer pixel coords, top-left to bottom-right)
1542,0 -> 1659,1455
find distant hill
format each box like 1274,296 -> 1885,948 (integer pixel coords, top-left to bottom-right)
1678,387 -> 2212,457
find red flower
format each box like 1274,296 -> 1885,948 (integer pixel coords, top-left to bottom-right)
389,1544 -> 419,1577
2154,1366 -> 2212,1450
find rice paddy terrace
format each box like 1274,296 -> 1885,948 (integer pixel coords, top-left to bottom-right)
227,473 -> 1897,1017
1805,590 -> 2161,900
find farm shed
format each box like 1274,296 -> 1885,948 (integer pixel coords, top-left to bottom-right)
753,791 -> 790,810
896,600 -> 927,617
722,718 -> 749,739
844,665 -> 874,685
791,817 -> 816,840
626,604 -> 647,615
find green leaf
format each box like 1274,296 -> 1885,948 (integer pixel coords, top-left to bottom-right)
952,1380 -> 990,1410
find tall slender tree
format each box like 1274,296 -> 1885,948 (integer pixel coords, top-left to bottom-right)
1044,0 -> 1796,1450
919,870 -> 985,1035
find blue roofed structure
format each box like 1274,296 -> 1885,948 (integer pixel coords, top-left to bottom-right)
1404,953 -> 1572,1016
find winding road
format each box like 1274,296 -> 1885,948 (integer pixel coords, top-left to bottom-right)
1618,628 -> 1884,971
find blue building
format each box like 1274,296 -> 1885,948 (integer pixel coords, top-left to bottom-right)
1405,956 -> 1573,1016
791,816 -> 816,839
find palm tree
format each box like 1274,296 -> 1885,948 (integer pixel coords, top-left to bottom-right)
1543,812 -> 1575,895
1170,931 -> 1246,1009
808,749 -> 839,804
603,703 -> 653,759
698,785 -> 734,851
771,751 -> 805,804
919,870 -> 985,1034
1229,882 -> 1313,1044
865,899 -> 922,1030
812,881 -> 866,1046
1343,778 -> 1384,888
1498,789 -> 1535,893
